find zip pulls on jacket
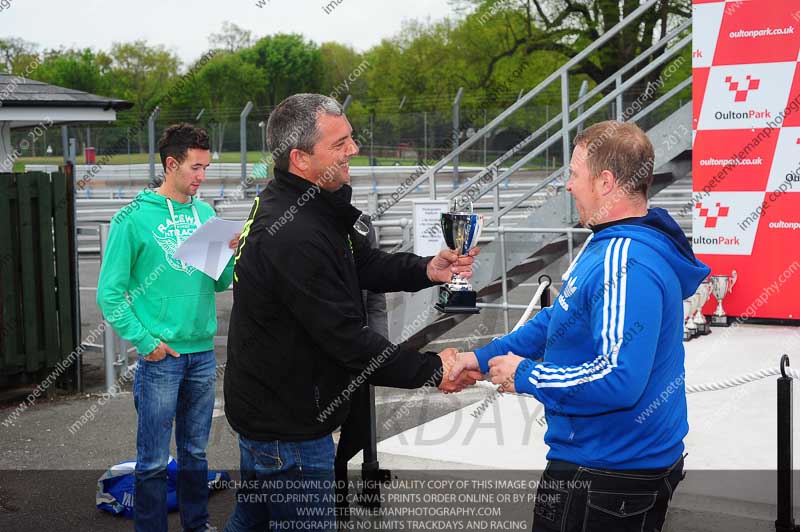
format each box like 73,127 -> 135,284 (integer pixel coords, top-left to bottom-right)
166,197 -> 201,246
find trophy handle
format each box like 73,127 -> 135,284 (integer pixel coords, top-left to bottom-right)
729,270 -> 737,293
471,215 -> 483,250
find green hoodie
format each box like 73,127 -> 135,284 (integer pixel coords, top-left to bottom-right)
96,189 -> 234,356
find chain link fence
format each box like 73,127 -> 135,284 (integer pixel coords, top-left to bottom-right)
8,80 -> 689,172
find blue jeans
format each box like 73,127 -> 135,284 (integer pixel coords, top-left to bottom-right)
224,434 -> 336,532
133,350 -> 217,532
531,456 -> 684,531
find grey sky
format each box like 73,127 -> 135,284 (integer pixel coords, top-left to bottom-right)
2,0 -> 457,65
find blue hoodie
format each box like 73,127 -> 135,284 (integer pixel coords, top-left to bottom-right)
475,208 -> 710,469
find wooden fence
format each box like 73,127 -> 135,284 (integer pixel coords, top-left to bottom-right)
0,171 -> 78,388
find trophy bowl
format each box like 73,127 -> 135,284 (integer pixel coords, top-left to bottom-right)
692,279 -> 712,335
435,212 -> 484,314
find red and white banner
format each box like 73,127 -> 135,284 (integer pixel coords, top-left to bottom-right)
692,0 -> 800,320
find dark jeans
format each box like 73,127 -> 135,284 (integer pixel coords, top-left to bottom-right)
531,455 -> 684,532
224,433 -> 336,532
133,350 -> 217,532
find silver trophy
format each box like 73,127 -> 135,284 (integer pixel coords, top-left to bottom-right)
683,299 -> 694,341
684,295 -> 699,340
692,279 -> 712,335
434,211 -> 484,314
710,271 -> 738,327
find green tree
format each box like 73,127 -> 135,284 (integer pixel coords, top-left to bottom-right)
155,52 -> 218,123
106,41 -> 180,148
188,52 -> 266,153
30,48 -> 116,154
241,34 -> 322,106
362,19 -> 468,114
359,14 -> 559,116
454,0 -> 690,87
33,48 -> 110,95
319,42 -> 368,100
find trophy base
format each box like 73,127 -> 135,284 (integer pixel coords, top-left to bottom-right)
699,322 -> 712,335
710,315 -> 730,327
435,286 -> 480,314
683,329 -> 692,342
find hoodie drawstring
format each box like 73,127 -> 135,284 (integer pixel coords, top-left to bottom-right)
166,198 -> 201,246
562,233 -> 594,281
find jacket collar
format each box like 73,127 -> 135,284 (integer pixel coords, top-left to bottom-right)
273,168 -> 362,234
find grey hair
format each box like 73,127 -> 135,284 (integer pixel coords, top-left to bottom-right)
266,93 -> 344,172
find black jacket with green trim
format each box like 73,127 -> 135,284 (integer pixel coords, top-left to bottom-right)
224,168 -> 443,442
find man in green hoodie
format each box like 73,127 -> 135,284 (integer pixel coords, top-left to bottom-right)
97,123 -> 238,532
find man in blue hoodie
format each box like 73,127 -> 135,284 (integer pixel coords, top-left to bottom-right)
450,121 -> 709,532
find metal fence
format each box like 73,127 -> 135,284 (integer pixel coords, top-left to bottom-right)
7,80 -> 688,171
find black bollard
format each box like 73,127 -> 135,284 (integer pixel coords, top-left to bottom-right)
776,354 -> 799,532
360,384 -> 390,510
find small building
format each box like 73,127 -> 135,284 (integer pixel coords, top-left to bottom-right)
0,74 -> 133,171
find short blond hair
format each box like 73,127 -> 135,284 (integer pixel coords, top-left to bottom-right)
573,121 -> 654,197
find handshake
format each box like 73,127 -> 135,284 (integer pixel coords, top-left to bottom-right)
436,349 -> 527,394
436,349 -> 483,394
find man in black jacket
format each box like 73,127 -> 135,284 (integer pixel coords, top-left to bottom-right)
223,94 -> 482,532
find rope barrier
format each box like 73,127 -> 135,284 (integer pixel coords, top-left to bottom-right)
686,365 -> 800,394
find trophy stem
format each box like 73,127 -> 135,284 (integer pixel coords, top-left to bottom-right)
710,299 -> 729,326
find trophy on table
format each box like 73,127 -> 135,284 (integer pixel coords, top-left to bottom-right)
710,271 -> 738,327
683,296 -> 699,340
434,211 -> 484,314
692,279 -> 713,335
682,298 -> 694,341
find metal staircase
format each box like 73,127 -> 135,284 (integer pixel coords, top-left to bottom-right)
378,0 -> 693,347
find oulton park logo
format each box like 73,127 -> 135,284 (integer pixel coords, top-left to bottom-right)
715,74 -> 771,120
695,201 -> 730,228
725,75 -> 760,102
694,201 -> 740,246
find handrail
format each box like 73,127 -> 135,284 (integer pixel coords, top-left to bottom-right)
443,22 -> 690,207
392,43 -> 691,251
398,30 -> 690,226
456,131 -> 563,209
564,34 -> 692,133
447,114 -> 564,201
393,65 -> 688,254
487,167 -> 563,225
368,0 -> 666,209
568,18 -> 691,115
629,77 -> 691,124
448,33 -> 691,211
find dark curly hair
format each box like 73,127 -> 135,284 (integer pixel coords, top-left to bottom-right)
158,123 -> 210,171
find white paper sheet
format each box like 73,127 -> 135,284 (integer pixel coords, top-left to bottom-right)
172,217 -> 245,280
